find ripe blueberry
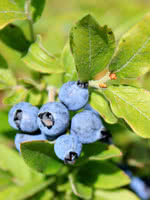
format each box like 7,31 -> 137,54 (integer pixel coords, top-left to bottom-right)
71,110 -> 104,144
15,133 -> 46,152
8,102 -> 39,132
37,102 -> 69,137
59,81 -> 89,111
54,134 -> 82,164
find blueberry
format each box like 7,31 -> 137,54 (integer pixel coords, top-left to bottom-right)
59,81 -> 89,111
8,102 -> 39,132
37,102 -> 69,137
15,133 -> 46,152
71,110 -> 104,144
54,134 -> 82,164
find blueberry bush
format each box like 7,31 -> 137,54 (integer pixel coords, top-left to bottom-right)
1,0 -> 150,200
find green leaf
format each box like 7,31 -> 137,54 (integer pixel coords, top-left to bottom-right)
77,142 -> 122,165
0,144 -> 31,184
0,175 -> 54,200
0,54 -> 8,69
69,174 -> 92,200
0,24 -> 30,54
61,43 -> 77,83
0,0 -> 26,30
70,14 -> 115,82
27,89 -> 42,106
30,189 -> 54,200
22,35 -> 64,74
3,87 -> 27,105
21,141 -> 63,175
0,169 -> 14,188
0,69 -> 16,90
94,189 -> 140,200
76,161 -> 130,189
103,85 -> 150,138
90,91 -> 118,124
0,111 -> 13,134
30,0 -> 46,22
109,13 -> 150,79
42,73 -> 63,88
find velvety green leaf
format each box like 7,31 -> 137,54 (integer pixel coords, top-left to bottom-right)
69,174 -> 92,200
0,144 -> 31,184
0,69 -> 16,90
0,175 -> 54,200
76,161 -> 130,189
70,14 -> 115,82
22,35 -> 64,74
3,87 -> 27,105
61,43 -> 77,83
94,189 -> 140,200
76,142 -> 122,165
90,91 -> 118,124
109,13 -> 150,79
0,0 -> 26,29
31,0 -> 46,22
0,24 -> 30,54
103,85 -> 150,138
21,141 -> 63,175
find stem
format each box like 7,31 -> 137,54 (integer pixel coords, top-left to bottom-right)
89,71 -> 111,89
47,86 -> 56,102
25,0 -> 35,42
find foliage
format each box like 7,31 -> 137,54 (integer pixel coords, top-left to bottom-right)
0,0 -> 150,199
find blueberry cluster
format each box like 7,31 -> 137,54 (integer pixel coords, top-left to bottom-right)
8,81 -> 106,164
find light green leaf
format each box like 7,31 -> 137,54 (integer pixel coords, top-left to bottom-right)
90,91 -> 118,124
0,0 -> 26,30
61,43 -> 77,83
94,189 -> 140,200
76,142 -> 122,165
0,111 -> 13,134
3,87 -> 27,105
70,14 -> 115,82
0,175 -> 54,200
0,144 -> 31,184
109,13 -> 150,79
103,85 -> 150,138
22,35 -> 64,74
21,141 -> 63,175
0,69 -> 16,90
0,169 -> 14,188
42,73 -> 63,88
69,174 -> 92,200
76,161 -> 130,189
27,89 -> 42,106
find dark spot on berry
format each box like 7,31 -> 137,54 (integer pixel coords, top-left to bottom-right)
100,128 -> 112,144
123,39 -> 126,42
108,31 -> 112,34
14,109 -> 22,130
77,80 -> 88,89
64,152 -> 78,165
38,112 -> 54,129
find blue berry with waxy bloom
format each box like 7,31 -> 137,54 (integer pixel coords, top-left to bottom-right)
8,102 -> 39,132
71,110 -> 104,144
59,81 -> 89,111
15,133 -> 46,152
37,102 -> 69,138
54,134 -> 82,164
